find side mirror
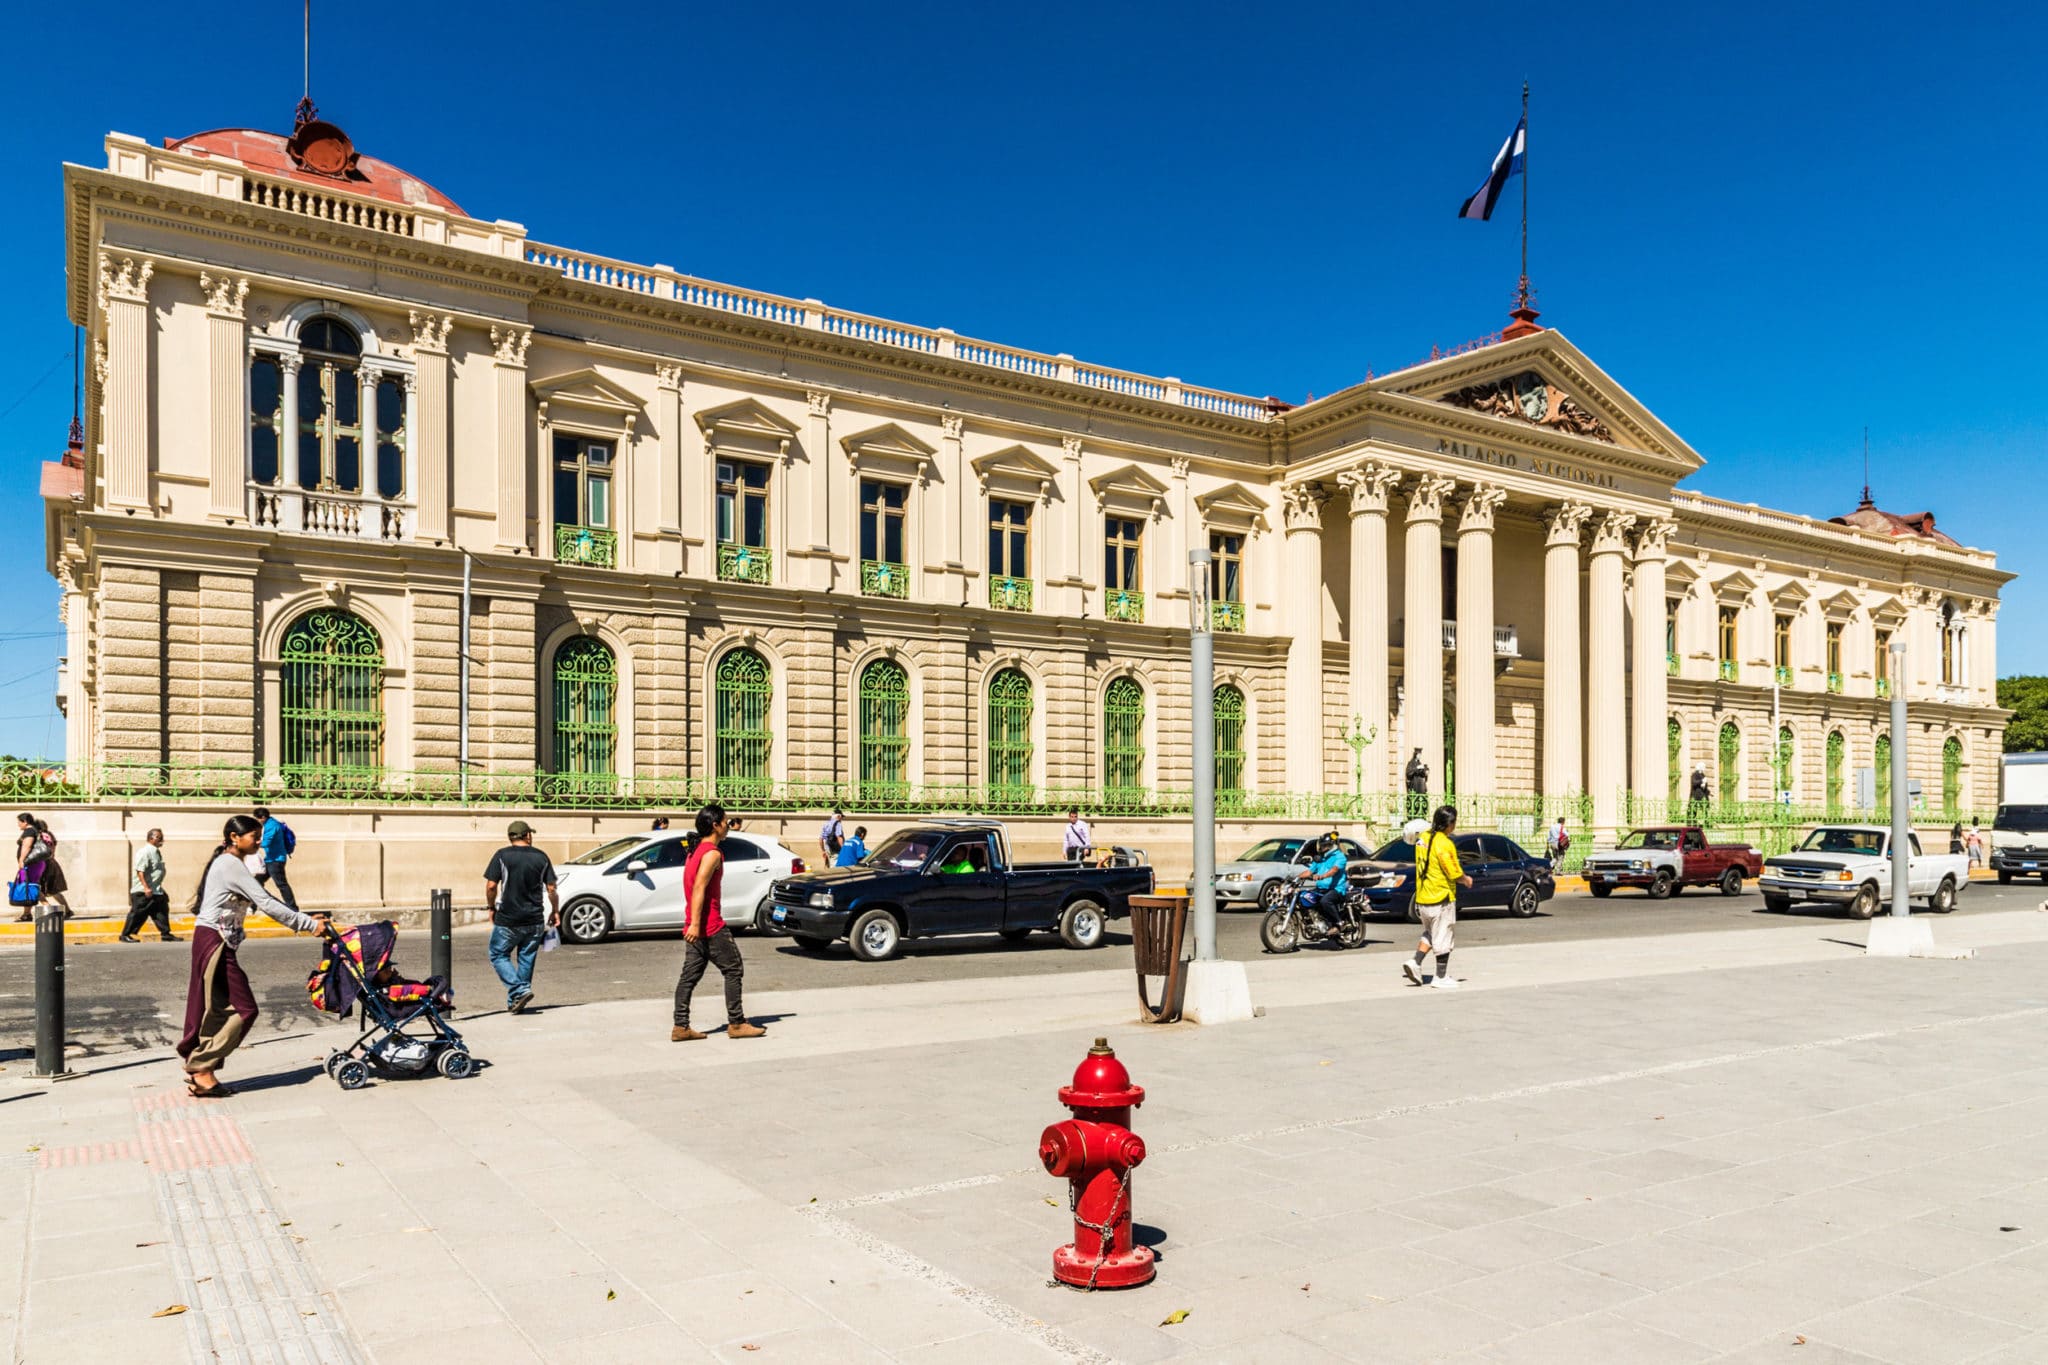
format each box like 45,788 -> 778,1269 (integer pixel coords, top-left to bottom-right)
626,859 -> 649,874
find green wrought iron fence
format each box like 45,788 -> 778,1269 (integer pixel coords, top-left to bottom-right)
1825,731 -> 1845,814
989,576 -> 1033,612
717,541 -> 772,585
554,524 -> 617,568
1103,676 -> 1146,805
713,648 -> 773,802
1104,589 -> 1144,623
858,658 -> 911,804
986,668 -> 1034,803
1210,601 -> 1245,633
1214,683 -> 1246,810
1874,734 -> 1892,808
861,559 -> 908,599
1718,721 -> 1741,801
279,609 -> 385,790
551,636 -> 617,794
1943,736 -> 1963,815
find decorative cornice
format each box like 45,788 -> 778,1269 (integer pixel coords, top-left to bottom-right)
408,309 -> 454,355
1281,482 -> 1327,533
489,325 -> 532,366
1336,461 -> 1402,517
1404,474 -> 1456,524
1544,501 -> 1593,547
1589,510 -> 1639,555
198,271 -> 249,319
96,254 -> 153,311
1457,484 -> 1508,534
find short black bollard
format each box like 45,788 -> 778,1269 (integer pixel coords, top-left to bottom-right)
34,908 -> 69,1078
430,888 -> 453,987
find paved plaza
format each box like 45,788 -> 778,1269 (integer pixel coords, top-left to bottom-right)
6,905 -> 2048,1363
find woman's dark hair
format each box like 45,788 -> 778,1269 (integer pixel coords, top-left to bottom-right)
695,803 -> 728,838
16,812 -> 32,827
1430,805 -> 1459,833
188,814 -> 265,914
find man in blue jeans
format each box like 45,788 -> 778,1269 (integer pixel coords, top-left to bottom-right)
483,820 -> 559,1014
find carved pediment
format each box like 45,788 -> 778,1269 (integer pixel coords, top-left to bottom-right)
1089,462 -> 1169,514
529,368 -> 644,418
840,421 -> 936,473
1869,595 -> 1908,627
972,443 -> 1059,495
1439,371 -> 1613,443
1194,481 -> 1270,530
695,397 -> 798,459
1712,570 -> 1759,605
1821,588 -> 1860,620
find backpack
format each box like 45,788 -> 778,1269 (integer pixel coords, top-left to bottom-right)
1556,831 -> 1570,854
281,823 -> 297,855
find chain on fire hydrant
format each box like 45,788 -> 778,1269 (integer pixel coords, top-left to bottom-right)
1040,1037 -> 1154,1290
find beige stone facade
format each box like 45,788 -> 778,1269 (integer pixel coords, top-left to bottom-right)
36,119 -> 2012,908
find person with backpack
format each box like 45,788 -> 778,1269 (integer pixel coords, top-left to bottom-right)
1403,805 -> 1472,991
11,814 -> 71,921
253,806 -> 300,911
1544,816 -> 1571,865
820,806 -> 846,864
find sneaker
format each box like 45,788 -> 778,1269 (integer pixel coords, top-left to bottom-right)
161,935 -> 181,942
509,993 -> 533,1014
670,1026 -> 706,1042
1430,976 -> 1461,990
1401,960 -> 1424,986
119,934 -> 139,943
727,1022 -> 767,1039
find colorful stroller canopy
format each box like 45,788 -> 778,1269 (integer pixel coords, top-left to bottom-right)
307,921 -> 398,1016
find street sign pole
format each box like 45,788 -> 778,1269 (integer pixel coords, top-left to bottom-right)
1889,639 -> 1911,917
1189,548 -> 1216,962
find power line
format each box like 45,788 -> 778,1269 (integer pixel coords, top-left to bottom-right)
0,348 -> 73,424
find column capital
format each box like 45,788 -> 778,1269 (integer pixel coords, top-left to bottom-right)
489,325 -> 532,367
1405,473 -> 1457,524
1633,517 -> 1677,560
1060,435 -> 1083,462
941,414 -> 964,441
408,310 -> 454,355
807,389 -> 833,417
655,362 -> 683,391
1281,482 -> 1327,533
1337,461 -> 1402,516
199,271 -> 249,319
96,254 -> 153,311
1544,501 -> 1593,546
1169,455 -> 1190,480
1457,483 -> 1508,533
1588,509 -> 1639,555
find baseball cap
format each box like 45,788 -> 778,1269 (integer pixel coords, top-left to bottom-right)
507,819 -> 535,839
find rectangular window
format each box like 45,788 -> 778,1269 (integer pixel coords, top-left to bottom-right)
1105,517 -> 1143,591
249,355 -> 283,485
1718,606 -> 1738,662
1826,622 -> 1843,675
1441,545 -> 1458,622
860,480 -> 907,565
1209,532 -> 1243,603
989,500 -> 1031,578
1774,614 -> 1792,670
374,377 -> 405,500
553,435 -> 612,528
716,460 -> 770,547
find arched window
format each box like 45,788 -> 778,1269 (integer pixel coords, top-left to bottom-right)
987,669 -> 1035,804
1103,677 -> 1146,805
250,353 -> 284,486
1943,735 -> 1964,814
1215,684 -> 1247,810
1874,733 -> 1892,810
858,659 -> 911,804
296,317 -> 365,493
713,649 -> 772,801
551,638 -> 617,794
1826,731 -> 1846,814
1667,717 -> 1683,806
1717,721 -> 1741,809
1774,726 -> 1795,801
280,609 -> 384,787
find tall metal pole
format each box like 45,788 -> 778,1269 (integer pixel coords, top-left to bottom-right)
1889,639 -> 1911,916
460,551 -> 472,804
1189,548 -> 1216,962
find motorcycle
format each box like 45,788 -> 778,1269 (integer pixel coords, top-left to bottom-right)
1259,880 -> 1371,953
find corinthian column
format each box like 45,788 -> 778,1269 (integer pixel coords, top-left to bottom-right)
1338,463 -> 1401,793
1586,509 -> 1637,834
1403,475 -> 1456,798
1630,520 -> 1676,810
1543,503 -> 1591,796
1456,484 -> 1508,797
1281,483 -> 1328,792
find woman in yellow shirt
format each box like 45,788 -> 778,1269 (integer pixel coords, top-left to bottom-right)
1404,806 -> 1472,990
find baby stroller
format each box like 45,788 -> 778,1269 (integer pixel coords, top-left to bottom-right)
307,921 -> 475,1088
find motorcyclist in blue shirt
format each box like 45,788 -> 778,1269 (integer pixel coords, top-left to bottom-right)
1294,836 -> 1349,920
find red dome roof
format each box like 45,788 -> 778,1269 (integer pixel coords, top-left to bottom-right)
165,126 -> 466,216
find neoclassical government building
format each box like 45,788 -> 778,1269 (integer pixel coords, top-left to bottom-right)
39,111 -> 2011,900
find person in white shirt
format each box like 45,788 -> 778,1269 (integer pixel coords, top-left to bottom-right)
1063,809 -> 1093,863
820,806 -> 846,863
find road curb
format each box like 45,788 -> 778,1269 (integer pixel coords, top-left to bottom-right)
0,903 -> 495,946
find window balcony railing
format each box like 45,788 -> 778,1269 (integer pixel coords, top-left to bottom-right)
1826,671 -> 1844,694
718,541 -> 772,585
1104,588 -> 1145,623
1718,658 -> 1739,683
1493,624 -> 1520,658
554,524 -> 616,568
1875,678 -> 1892,699
1667,651 -> 1680,676
861,559 -> 909,598
1774,664 -> 1793,687
249,484 -> 412,543
1210,600 -> 1245,633
989,575 -> 1033,612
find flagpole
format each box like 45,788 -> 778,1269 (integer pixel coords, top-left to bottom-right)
1520,80 -> 1529,291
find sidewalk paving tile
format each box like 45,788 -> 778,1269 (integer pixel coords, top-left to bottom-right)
1797,1294 -> 2032,1365
1477,1311 -> 1716,1364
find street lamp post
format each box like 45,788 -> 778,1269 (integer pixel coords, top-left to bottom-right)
1188,548 -> 1216,962
1889,638 -> 1910,917
1340,715 -> 1378,822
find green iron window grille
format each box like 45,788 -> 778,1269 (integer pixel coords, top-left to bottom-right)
1774,664 -> 1793,687
280,609 -> 385,789
1942,736 -> 1963,814
1774,726 -> 1795,798
555,524 -> 617,568
858,658 -> 911,804
1103,677 -> 1146,803
1874,733 -> 1892,809
1666,651 -> 1680,676
1825,671 -> 1844,694
713,649 -> 772,802
1210,601 -> 1246,633
987,668 -> 1035,802
1717,721 -> 1741,807
861,560 -> 909,599
718,542 -> 772,585
989,575 -> 1033,612
550,637 -> 617,795
1215,683 -> 1247,808
1875,678 -> 1891,699
1718,659 -> 1740,683
1825,731 -> 1845,814
1105,588 -> 1145,623
1667,716 -> 1683,804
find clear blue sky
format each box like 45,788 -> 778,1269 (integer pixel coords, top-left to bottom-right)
1,1 -> 2041,759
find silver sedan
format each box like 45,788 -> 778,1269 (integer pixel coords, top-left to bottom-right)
1212,835 -> 1374,910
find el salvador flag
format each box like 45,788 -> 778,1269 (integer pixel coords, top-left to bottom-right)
1458,116 -> 1526,221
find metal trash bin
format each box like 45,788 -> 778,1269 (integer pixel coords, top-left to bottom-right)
1126,893 -> 1191,1023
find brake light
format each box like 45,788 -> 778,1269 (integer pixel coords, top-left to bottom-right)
791,857 -> 807,875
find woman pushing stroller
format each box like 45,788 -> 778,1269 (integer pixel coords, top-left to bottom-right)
178,814 -> 350,1097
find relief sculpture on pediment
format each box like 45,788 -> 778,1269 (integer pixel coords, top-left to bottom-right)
1443,371 -> 1614,443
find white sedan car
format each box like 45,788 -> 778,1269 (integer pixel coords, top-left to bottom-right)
554,831 -> 806,944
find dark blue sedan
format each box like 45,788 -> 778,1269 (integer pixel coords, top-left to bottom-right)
1356,833 -> 1556,919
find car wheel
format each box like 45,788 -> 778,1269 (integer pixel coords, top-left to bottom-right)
1851,882 -> 1881,919
1059,899 -> 1107,950
1509,881 -> 1540,918
1260,908 -> 1300,953
1404,899 -> 1421,924
793,934 -> 834,953
1930,876 -> 1958,914
1257,879 -> 1286,911
1648,872 -> 1675,900
558,898 -> 613,946
1718,867 -> 1744,896
998,927 -> 1033,943
848,909 -> 902,962
1588,883 -> 1613,899
1763,894 -> 1792,913
1997,870 -> 2012,884
753,894 -> 789,936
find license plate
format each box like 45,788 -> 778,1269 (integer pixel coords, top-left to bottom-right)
1600,874 -> 1617,882
772,906 -> 788,924
2023,864 -> 2038,872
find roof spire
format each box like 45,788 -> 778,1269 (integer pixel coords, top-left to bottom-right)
1858,426 -> 1873,509
295,0 -> 316,130
1503,274 -> 1542,339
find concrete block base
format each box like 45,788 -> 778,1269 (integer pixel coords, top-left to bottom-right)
1181,959 -> 1255,1025
1865,917 -> 1974,959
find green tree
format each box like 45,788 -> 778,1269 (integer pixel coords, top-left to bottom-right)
1998,677 -> 2048,752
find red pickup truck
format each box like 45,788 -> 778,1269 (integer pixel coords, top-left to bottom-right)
1579,826 -> 1763,899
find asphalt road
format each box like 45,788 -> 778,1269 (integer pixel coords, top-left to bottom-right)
3,878 -> 2039,1061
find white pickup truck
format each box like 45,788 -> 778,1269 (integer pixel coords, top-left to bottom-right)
1757,825 -> 1969,918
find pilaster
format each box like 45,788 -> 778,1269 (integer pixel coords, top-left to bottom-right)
408,311 -> 454,543
490,325 -> 533,552
201,272 -> 250,520
100,254 -> 154,510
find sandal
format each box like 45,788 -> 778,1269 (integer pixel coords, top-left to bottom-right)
186,1078 -> 233,1099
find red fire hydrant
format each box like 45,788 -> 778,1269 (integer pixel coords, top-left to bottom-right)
1040,1037 -> 1154,1290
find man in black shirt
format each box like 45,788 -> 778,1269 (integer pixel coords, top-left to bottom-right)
484,820 -> 559,1014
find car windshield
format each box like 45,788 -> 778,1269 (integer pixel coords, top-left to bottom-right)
1798,828 -> 1884,855
1370,837 -> 1414,862
1618,830 -> 1682,850
1996,805 -> 2048,834
564,835 -> 646,866
867,831 -> 944,870
1236,839 -> 1303,863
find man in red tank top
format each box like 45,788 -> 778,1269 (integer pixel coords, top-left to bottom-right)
672,803 -> 767,1041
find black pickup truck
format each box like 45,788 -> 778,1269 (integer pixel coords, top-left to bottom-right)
766,820 -> 1154,961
